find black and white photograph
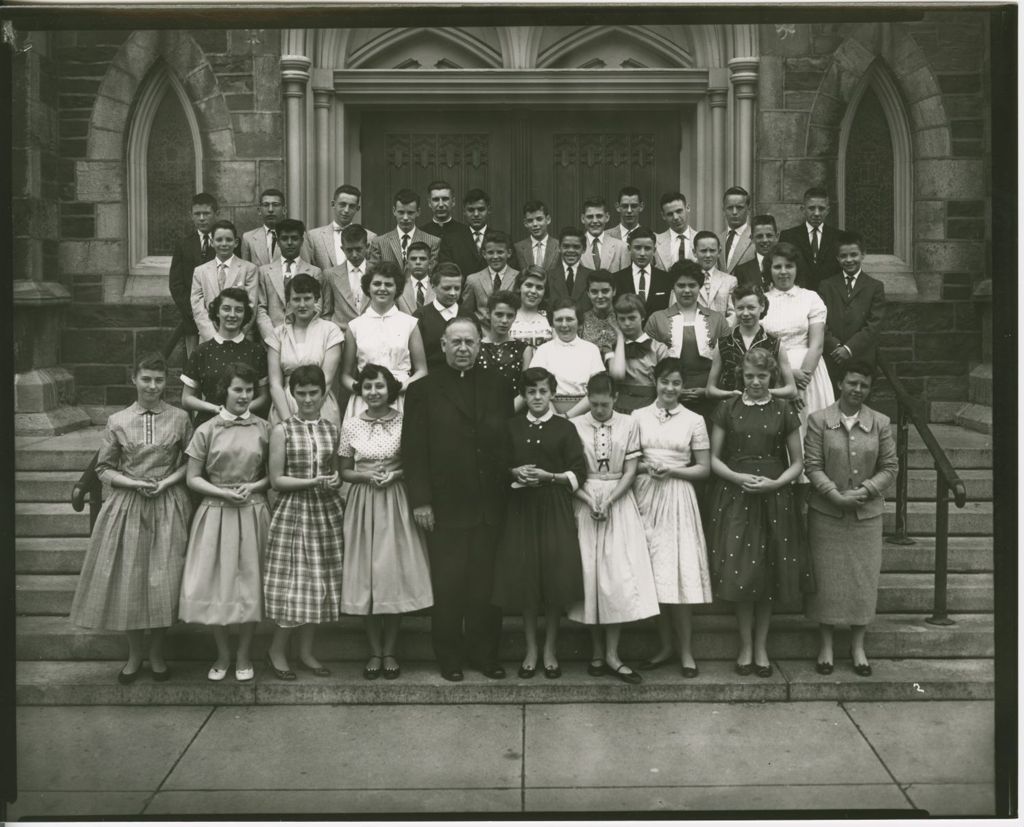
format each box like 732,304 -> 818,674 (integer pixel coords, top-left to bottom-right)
4,1 -> 1015,821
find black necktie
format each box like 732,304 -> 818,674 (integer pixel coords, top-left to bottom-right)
725,230 -> 736,262
492,270 -> 501,294
201,233 -> 211,258
810,227 -> 820,263
416,281 -> 425,307
401,234 -> 410,260
845,275 -> 854,297
268,229 -> 277,257
638,267 -> 647,303
565,266 -> 574,294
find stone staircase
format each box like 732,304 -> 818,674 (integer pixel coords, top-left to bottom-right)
15,421 -> 994,705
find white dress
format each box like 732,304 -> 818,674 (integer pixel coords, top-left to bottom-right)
344,305 -> 420,419
631,403 -> 714,605
762,286 -> 836,441
567,412 -> 659,624
269,317 -> 344,430
510,311 -> 553,348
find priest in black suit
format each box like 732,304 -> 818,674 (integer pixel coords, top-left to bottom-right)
168,192 -> 219,356
414,262 -> 469,371
611,226 -> 673,315
403,316 -> 513,682
778,186 -> 843,291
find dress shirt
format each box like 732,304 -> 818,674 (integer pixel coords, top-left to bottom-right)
632,263 -> 651,296
670,229 -> 692,263
844,269 -> 862,292
348,261 -> 365,300
615,224 -> 635,241
531,236 -> 549,265
412,276 -> 431,307
214,255 -> 237,288
432,299 -> 459,321
331,221 -> 345,263
265,227 -> 277,256
472,225 -> 489,249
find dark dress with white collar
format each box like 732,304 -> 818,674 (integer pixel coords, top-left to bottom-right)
492,412 -> 588,612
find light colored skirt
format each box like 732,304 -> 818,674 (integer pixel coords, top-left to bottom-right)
804,508 -> 882,626
782,346 -> 835,483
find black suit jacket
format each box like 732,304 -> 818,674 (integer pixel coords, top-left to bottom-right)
817,271 -> 886,377
414,303 -> 470,371
545,261 -> 593,311
612,266 -> 673,315
733,256 -> 766,290
425,220 -> 485,278
778,224 -> 843,291
402,364 -> 513,529
168,232 -> 216,334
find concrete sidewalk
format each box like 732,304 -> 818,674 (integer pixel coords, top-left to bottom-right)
8,701 -> 995,818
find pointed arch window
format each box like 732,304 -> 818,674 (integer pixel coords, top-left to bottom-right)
127,65 -> 203,276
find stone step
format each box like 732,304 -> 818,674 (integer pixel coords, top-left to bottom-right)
14,658 -> 993,706
15,503 -> 91,538
15,611 -> 994,662
14,537 -> 90,574
881,469 -> 992,501
905,425 -> 991,470
968,363 -> 992,406
15,427 -> 105,471
15,471 -> 81,503
882,501 -> 993,536
954,403 -> 993,435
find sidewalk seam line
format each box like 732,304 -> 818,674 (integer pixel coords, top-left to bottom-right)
838,701 -> 917,810
520,704 -> 526,812
140,704 -> 218,815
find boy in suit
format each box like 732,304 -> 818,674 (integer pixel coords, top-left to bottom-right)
612,226 -> 673,316
693,230 -> 738,326
818,230 -> 886,383
779,186 -> 843,291
397,241 -> 434,315
308,184 -> 376,272
322,224 -> 371,333
190,219 -> 259,342
240,188 -> 312,267
545,226 -> 593,311
608,186 -> 645,243
169,192 -> 218,356
581,196 -> 629,272
255,218 -> 323,345
733,214 -> 778,289
718,185 -> 755,274
514,200 -> 559,272
368,188 -> 440,267
654,191 -> 698,271
415,262 -> 466,371
438,188 -> 495,277
461,230 -> 519,322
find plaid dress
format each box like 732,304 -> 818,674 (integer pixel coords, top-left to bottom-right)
263,415 -> 345,625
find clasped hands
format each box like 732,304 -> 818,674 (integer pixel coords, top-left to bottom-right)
512,464 -> 553,486
734,473 -> 779,493
829,486 -> 870,508
133,477 -> 170,498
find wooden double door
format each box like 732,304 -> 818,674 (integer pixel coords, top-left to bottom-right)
361,109 -> 681,241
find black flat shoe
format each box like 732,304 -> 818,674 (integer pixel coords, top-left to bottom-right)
382,655 -> 401,680
477,663 -> 506,680
587,659 -> 608,677
681,665 -> 699,679
151,667 -> 171,682
754,663 -> 773,678
734,662 -> 753,676
517,664 -> 537,679
815,661 -> 834,676
611,664 -> 642,685
440,668 -> 464,682
543,664 -> 561,679
637,656 -> 673,671
117,665 -> 143,685
299,662 -> 332,678
363,656 -> 382,680
266,657 -> 296,681
853,662 -> 872,677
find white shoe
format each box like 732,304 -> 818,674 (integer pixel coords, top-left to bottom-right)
235,665 -> 255,682
207,665 -> 228,682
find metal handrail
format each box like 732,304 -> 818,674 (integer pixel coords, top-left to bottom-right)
70,320 -> 188,531
876,352 -> 968,627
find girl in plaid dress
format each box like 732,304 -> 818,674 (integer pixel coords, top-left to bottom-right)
69,353 -> 193,684
263,364 -> 345,680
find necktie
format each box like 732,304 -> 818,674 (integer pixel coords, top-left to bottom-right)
416,281 -> 425,308
201,233 -> 211,258
845,275 -> 854,297
677,234 -> 686,263
565,266 -> 574,295
810,227 -> 820,263
725,230 -> 736,262
491,270 -> 501,294
284,260 -> 293,280
268,229 -> 277,258
591,237 -> 601,269
474,231 -> 482,250
217,261 -> 227,289
534,241 -> 543,266
638,267 -> 647,303
401,234 -> 410,260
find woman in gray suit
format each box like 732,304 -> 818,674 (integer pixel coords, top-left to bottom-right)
803,362 -> 898,677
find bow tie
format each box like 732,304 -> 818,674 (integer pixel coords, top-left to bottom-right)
624,340 -> 652,358
221,415 -> 256,428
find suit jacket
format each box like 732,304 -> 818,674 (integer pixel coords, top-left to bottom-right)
434,221 -> 488,277
733,255 -> 767,290
168,231 -> 215,334
606,224 -> 639,243
461,267 -> 520,321
719,223 -> 755,273
545,260 -> 593,311
818,271 -> 886,377
367,227 -> 440,268
582,232 -> 629,272
513,235 -> 560,273
307,223 -> 378,272
402,363 -> 513,528
414,302 -> 468,371
654,227 -> 697,272
805,402 -> 898,520
321,261 -> 369,333
240,226 -> 313,268
698,268 -> 738,327
397,278 -> 436,316
612,266 -> 673,316
255,258 -> 323,345
190,257 -> 260,342
778,223 -> 843,291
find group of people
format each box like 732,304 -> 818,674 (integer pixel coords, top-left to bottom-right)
70,180 -> 896,686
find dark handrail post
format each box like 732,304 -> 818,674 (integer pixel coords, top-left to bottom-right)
885,396 -> 915,546
926,461 -> 955,626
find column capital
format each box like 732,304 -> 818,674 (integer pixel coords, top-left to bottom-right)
312,88 -> 333,109
728,56 -> 759,99
708,88 -> 728,108
281,54 -> 312,97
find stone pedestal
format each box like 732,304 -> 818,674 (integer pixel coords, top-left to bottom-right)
15,280 -> 91,435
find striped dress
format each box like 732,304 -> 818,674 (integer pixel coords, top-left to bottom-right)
263,415 -> 345,625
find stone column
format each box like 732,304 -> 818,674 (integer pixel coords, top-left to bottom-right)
280,55 -> 312,220
707,68 -> 730,205
312,72 -> 333,225
729,57 -> 759,193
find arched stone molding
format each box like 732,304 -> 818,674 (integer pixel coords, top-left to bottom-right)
535,25 -> 695,69
497,26 -> 543,69
346,27 -> 502,69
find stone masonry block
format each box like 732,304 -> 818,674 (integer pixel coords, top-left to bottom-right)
884,301 -> 956,333
185,63 -> 217,103
68,303 -> 161,328
194,94 -> 232,132
782,159 -> 830,201
913,127 -> 951,159
95,203 -> 125,239
204,128 -> 236,160
98,65 -> 138,105
206,161 -> 257,206
116,35 -> 157,82
231,112 -> 283,157
807,125 -> 839,158
209,54 -> 251,75
809,93 -> 844,129
759,23 -> 811,57
219,74 -> 254,96
61,328 -> 133,364
783,91 -> 816,111
59,240 -> 124,275
834,36 -> 876,77
910,96 -> 949,130
891,28 -> 929,75
253,55 -> 282,111
900,65 -> 941,104
258,160 -> 284,192
944,95 -> 983,120
954,301 -> 983,331
914,200 -> 946,240
757,160 -> 783,204
925,375 -> 969,401
75,161 -> 123,202
90,95 -> 130,133
784,70 -> 824,92
915,159 -> 986,199
915,240 -> 984,273
86,126 -> 124,161
758,111 -> 808,158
